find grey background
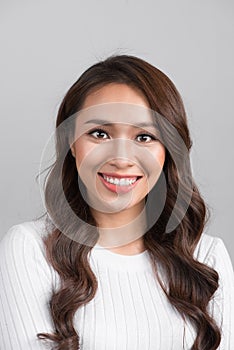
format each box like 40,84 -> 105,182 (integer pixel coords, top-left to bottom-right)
0,0 -> 233,263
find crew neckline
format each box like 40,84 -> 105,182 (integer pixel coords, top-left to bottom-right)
90,243 -> 152,272
94,243 -> 148,257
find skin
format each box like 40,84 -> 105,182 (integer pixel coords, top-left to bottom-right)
70,83 -> 166,255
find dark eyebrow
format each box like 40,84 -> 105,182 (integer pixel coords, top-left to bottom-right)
84,119 -> 157,129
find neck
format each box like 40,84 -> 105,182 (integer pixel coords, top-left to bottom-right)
90,202 -> 147,249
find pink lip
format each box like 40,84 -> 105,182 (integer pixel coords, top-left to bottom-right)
99,172 -> 142,179
98,173 -> 142,194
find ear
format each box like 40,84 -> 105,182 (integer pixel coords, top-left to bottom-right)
70,144 -> 76,158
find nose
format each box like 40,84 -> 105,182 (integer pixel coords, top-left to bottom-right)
108,157 -> 134,169
108,138 -> 135,168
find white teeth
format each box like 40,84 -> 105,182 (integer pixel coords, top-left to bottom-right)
102,175 -> 138,186
119,179 -> 126,186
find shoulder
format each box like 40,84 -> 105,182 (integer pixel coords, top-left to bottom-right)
194,233 -> 234,280
0,216 -> 60,291
0,218 -> 58,348
195,236 -> 234,348
194,233 -> 224,263
0,216 -> 54,276
0,215 -> 52,251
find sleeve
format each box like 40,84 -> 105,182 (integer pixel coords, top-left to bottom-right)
206,237 -> 234,350
0,224 -> 56,350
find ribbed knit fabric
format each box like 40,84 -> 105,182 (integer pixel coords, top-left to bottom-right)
0,218 -> 234,350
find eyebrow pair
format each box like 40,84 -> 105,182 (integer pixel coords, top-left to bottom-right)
85,119 -> 157,129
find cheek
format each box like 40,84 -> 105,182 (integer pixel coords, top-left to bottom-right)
152,145 -> 166,168
139,145 -> 165,191
75,138 -> 100,171
159,149 -> 166,168
73,140 -> 94,168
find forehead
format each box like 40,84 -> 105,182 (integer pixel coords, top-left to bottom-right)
82,83 -> 150,109
75,102 -> 156,129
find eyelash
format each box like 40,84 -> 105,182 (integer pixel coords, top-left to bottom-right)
87,128 -> 157,143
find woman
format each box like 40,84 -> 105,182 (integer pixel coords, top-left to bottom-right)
0,55 -> 233,350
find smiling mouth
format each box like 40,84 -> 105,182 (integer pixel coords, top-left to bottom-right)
97,172 -> 143,194
98,172 -> 142,185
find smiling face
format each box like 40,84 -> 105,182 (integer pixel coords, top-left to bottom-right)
70,83 -> 166,220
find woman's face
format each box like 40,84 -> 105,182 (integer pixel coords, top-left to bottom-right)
70,83 -> 166,215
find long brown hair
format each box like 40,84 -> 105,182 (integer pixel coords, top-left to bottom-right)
37,55 -> 221,349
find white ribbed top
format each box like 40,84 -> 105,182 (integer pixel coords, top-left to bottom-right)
0,218 -> 234,350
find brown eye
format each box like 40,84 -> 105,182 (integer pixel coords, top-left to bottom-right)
88,129 -> 109,139
136,134 -> 155,143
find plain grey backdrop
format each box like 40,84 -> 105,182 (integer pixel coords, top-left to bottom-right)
0,0 -> 233,263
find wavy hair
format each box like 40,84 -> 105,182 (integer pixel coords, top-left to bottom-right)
37,55 -> 221,349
